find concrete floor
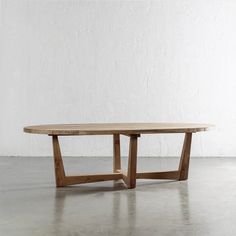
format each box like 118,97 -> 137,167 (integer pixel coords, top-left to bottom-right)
1,156 -> 236,236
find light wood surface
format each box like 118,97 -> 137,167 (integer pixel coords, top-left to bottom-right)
52,135 -> 123,186
113,134 -> 121,173
52,136 -> 66,187
125,135 -> 139,189
136,171 -> 180,179
50,133 -> 194,188
135,134 -> 193,181
24,122 -> 212,189
24,123 -> 212,135
178,133 -> 192,180
64,173 -> 123,185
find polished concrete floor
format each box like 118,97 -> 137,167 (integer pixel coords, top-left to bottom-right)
1,156 -> 236,236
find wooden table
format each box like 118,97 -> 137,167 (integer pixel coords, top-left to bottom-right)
24,123 -> 211,189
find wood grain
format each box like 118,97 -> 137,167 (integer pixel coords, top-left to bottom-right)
24,123 -> 212,135
113,134 -> 121,173
65,173 -> 123,185
52,136 -> 66,187
136,170 -> 180,179
126,135 -> 139,189
178,133 -> 192,180
25,124 -> 210,188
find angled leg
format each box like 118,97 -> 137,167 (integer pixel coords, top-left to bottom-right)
51,135 -> 123,187
113,134 -> 121,173
125,135 -> 138,189
52,135 -> 66,187
178,133 -> 192,180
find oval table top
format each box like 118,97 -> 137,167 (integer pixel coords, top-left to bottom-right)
24,123 -> 213,136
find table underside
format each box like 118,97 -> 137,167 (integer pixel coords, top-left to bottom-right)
51,132 -> 193,189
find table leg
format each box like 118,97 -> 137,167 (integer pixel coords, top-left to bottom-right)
51,135 -> 123,187
135,132 -> 193,183
126,135 -> 139,189
113,134 -> 121,173
178,133 -> 192,180
52,135 -> 66,187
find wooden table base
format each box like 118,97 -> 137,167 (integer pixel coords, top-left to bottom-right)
52,133 -> 192,189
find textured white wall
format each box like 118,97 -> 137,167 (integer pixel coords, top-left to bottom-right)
1,0 -> 236,157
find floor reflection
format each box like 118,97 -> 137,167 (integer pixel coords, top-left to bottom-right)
52,180 -> 190,235
52,181 -> 128,234
111,187 -> 137,233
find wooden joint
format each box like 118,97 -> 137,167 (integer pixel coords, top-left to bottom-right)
122,134 -> 141,138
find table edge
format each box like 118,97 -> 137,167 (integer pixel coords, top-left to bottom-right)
23,126 -> 213,135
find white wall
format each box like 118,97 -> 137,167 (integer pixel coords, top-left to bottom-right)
1,0 -> 236,157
